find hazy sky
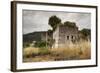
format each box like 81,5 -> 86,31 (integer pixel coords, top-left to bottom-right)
23,10 -> 91,34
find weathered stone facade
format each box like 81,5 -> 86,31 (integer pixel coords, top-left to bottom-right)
53,25 -> 79,48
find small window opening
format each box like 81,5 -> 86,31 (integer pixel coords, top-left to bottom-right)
67,36 -> 69,40
71,35 -> 73,40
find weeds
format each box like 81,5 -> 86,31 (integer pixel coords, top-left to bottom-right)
23,41 -> 91,62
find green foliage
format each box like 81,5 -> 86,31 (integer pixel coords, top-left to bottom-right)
79,29 -> 91,40
23,42 -> 30,48
38,48 -> 50,55
48,15 -> 61,30
47,38 -> 55,48
34,41 -> 49,48
47,29 -> 53,36
64,21 -> 76,28
32,41 -> 50,55
80,29 -> 91,37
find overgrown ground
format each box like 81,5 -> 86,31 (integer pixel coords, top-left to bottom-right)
23,41 -> 91,62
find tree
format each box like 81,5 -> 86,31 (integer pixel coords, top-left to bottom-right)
34,41 -> 49,48
80,29 -> 91,37
47,38 -> 55,48
47,29 -> 53,36
64,21 -> 76,28
48,15 -> 61,30
79,29 -> 91,40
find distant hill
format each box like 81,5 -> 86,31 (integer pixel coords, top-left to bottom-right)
23,31 -> 46,43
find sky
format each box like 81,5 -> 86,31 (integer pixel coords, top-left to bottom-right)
23,10 -> 91,34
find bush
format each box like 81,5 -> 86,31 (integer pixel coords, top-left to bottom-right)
38,48 -> 50,55
23,42 -> 30,48
64,21 -> 76,28
34,41 -> 49,48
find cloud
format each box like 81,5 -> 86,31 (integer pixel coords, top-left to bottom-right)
23,10 -> 91,34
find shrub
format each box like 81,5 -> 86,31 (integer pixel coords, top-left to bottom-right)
34,41 -> 49,48
23,42 -> 30,48
38,48 -> 50,55
64,21 -> 76,28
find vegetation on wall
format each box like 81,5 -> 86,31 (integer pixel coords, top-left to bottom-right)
64,21 -> 76,28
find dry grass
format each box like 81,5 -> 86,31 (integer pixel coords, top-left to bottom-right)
23,47 -> 39,58
23,41 -> 91,62
51,41 -> 91,60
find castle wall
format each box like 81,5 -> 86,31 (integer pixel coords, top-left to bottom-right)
53,26 -> 79,48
